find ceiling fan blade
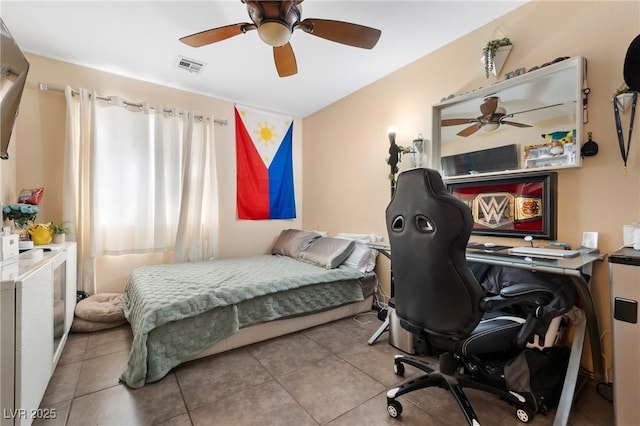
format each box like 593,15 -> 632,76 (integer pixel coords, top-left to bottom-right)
442,118 -> 476,126
457,124 -> 481,137
180,23 -> 255,47
299,18 -> 381,49
506,102 -> 567,119
274,43 -> 297,77
501,121 -> 533,128
480,96 -> 498,117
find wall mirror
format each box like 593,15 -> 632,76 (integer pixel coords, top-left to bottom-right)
432,56 -> 585,180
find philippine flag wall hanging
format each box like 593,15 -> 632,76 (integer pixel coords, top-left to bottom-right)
235,104 -> 296,220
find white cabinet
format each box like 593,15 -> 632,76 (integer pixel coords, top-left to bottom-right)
63,243 -> 77,349
1,242 -> 77,426
14,261 -> 53,426
609,249 -> 640,426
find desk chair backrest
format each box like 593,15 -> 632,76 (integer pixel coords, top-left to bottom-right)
386,168 -> 485,339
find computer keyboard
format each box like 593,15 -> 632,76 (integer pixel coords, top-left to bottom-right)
508,246 -> 580,258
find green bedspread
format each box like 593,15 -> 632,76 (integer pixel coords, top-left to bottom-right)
120,255 -> 365,388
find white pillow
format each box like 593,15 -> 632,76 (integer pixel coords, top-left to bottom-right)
334,233 -> 382,273
335,233 -> 382,243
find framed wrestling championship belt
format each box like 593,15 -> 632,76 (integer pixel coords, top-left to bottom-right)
446,172 -> 557,239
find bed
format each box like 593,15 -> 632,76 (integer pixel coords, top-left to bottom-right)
120,230 -> 380,388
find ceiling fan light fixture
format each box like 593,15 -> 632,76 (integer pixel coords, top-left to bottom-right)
258,21 -> 291,46
481,106 -> 506,132
481,122 -> 500,132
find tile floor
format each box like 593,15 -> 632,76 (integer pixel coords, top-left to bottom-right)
36,312 -> 614,426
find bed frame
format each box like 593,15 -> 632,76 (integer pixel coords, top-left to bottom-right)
186,295 -> 374,361
121,253 -> 379,387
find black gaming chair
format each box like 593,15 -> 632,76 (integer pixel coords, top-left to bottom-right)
385,168 -> 562,425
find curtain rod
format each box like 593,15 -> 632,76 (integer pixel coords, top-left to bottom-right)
38,83 -> 228,126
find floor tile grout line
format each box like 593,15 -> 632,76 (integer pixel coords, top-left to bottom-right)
244,342 -> 322,425
81,337 -> 133,361
157,373 -> 193,426
56,335 -> 89,367
271,351 -> 385,426
65,357 -> 83,425
71,350 -> 131,399
272,376 -> 322,426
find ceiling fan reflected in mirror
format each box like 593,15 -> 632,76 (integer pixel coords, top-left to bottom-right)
441,96 -> 533,137
179,0 -> 382,77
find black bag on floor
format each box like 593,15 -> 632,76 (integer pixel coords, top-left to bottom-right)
504,346 -> 571,414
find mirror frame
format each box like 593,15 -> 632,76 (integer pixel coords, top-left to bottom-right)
432,56 -> 586,180
1,18 -> 30,160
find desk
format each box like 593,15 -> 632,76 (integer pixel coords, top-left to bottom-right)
466,248 -> 603,426
370,244 -> 604,426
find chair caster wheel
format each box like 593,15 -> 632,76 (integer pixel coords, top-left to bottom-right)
393,361 -> 405,376
515,405 -> 535,423
387,400 -> 403,418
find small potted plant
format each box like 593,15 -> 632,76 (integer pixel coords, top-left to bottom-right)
50,222 -> 71,244
482,37 -> 512,78
613,84 -> 636,112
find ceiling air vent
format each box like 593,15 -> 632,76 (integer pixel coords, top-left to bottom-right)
176,56 -> 206,74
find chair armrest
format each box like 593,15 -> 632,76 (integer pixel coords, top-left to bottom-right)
480,283 -> 556,347
499,282 -> 555,298
479,282 -> 554,312
514,312 -> 537,347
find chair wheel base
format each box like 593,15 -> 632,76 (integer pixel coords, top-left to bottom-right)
515,405 -> 535,423
387,399 -> 403,418
393,360 -> 405,376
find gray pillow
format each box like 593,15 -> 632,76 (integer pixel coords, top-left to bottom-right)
271,229 -> 321,258
299,237 -> 356,269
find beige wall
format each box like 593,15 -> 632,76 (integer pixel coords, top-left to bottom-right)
302,1 -> 640,380
11,53 -> 303,291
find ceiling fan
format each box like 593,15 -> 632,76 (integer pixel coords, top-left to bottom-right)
179,0 -> 382,78
441,96 -> 532,137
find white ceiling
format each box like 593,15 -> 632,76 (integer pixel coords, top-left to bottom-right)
1,1 -> 526,117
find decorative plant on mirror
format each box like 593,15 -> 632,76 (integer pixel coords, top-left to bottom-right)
613,84 -> 636,113
482,37 -> 512,78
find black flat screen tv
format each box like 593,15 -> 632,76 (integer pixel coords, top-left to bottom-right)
1,18 -> 30,160
441,144 -> 519,177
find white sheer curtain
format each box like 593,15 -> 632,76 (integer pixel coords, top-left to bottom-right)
91,96 -> 158,255
63,87 -> 95,293
63,87 -> 219,293
173,111 -> 219,262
